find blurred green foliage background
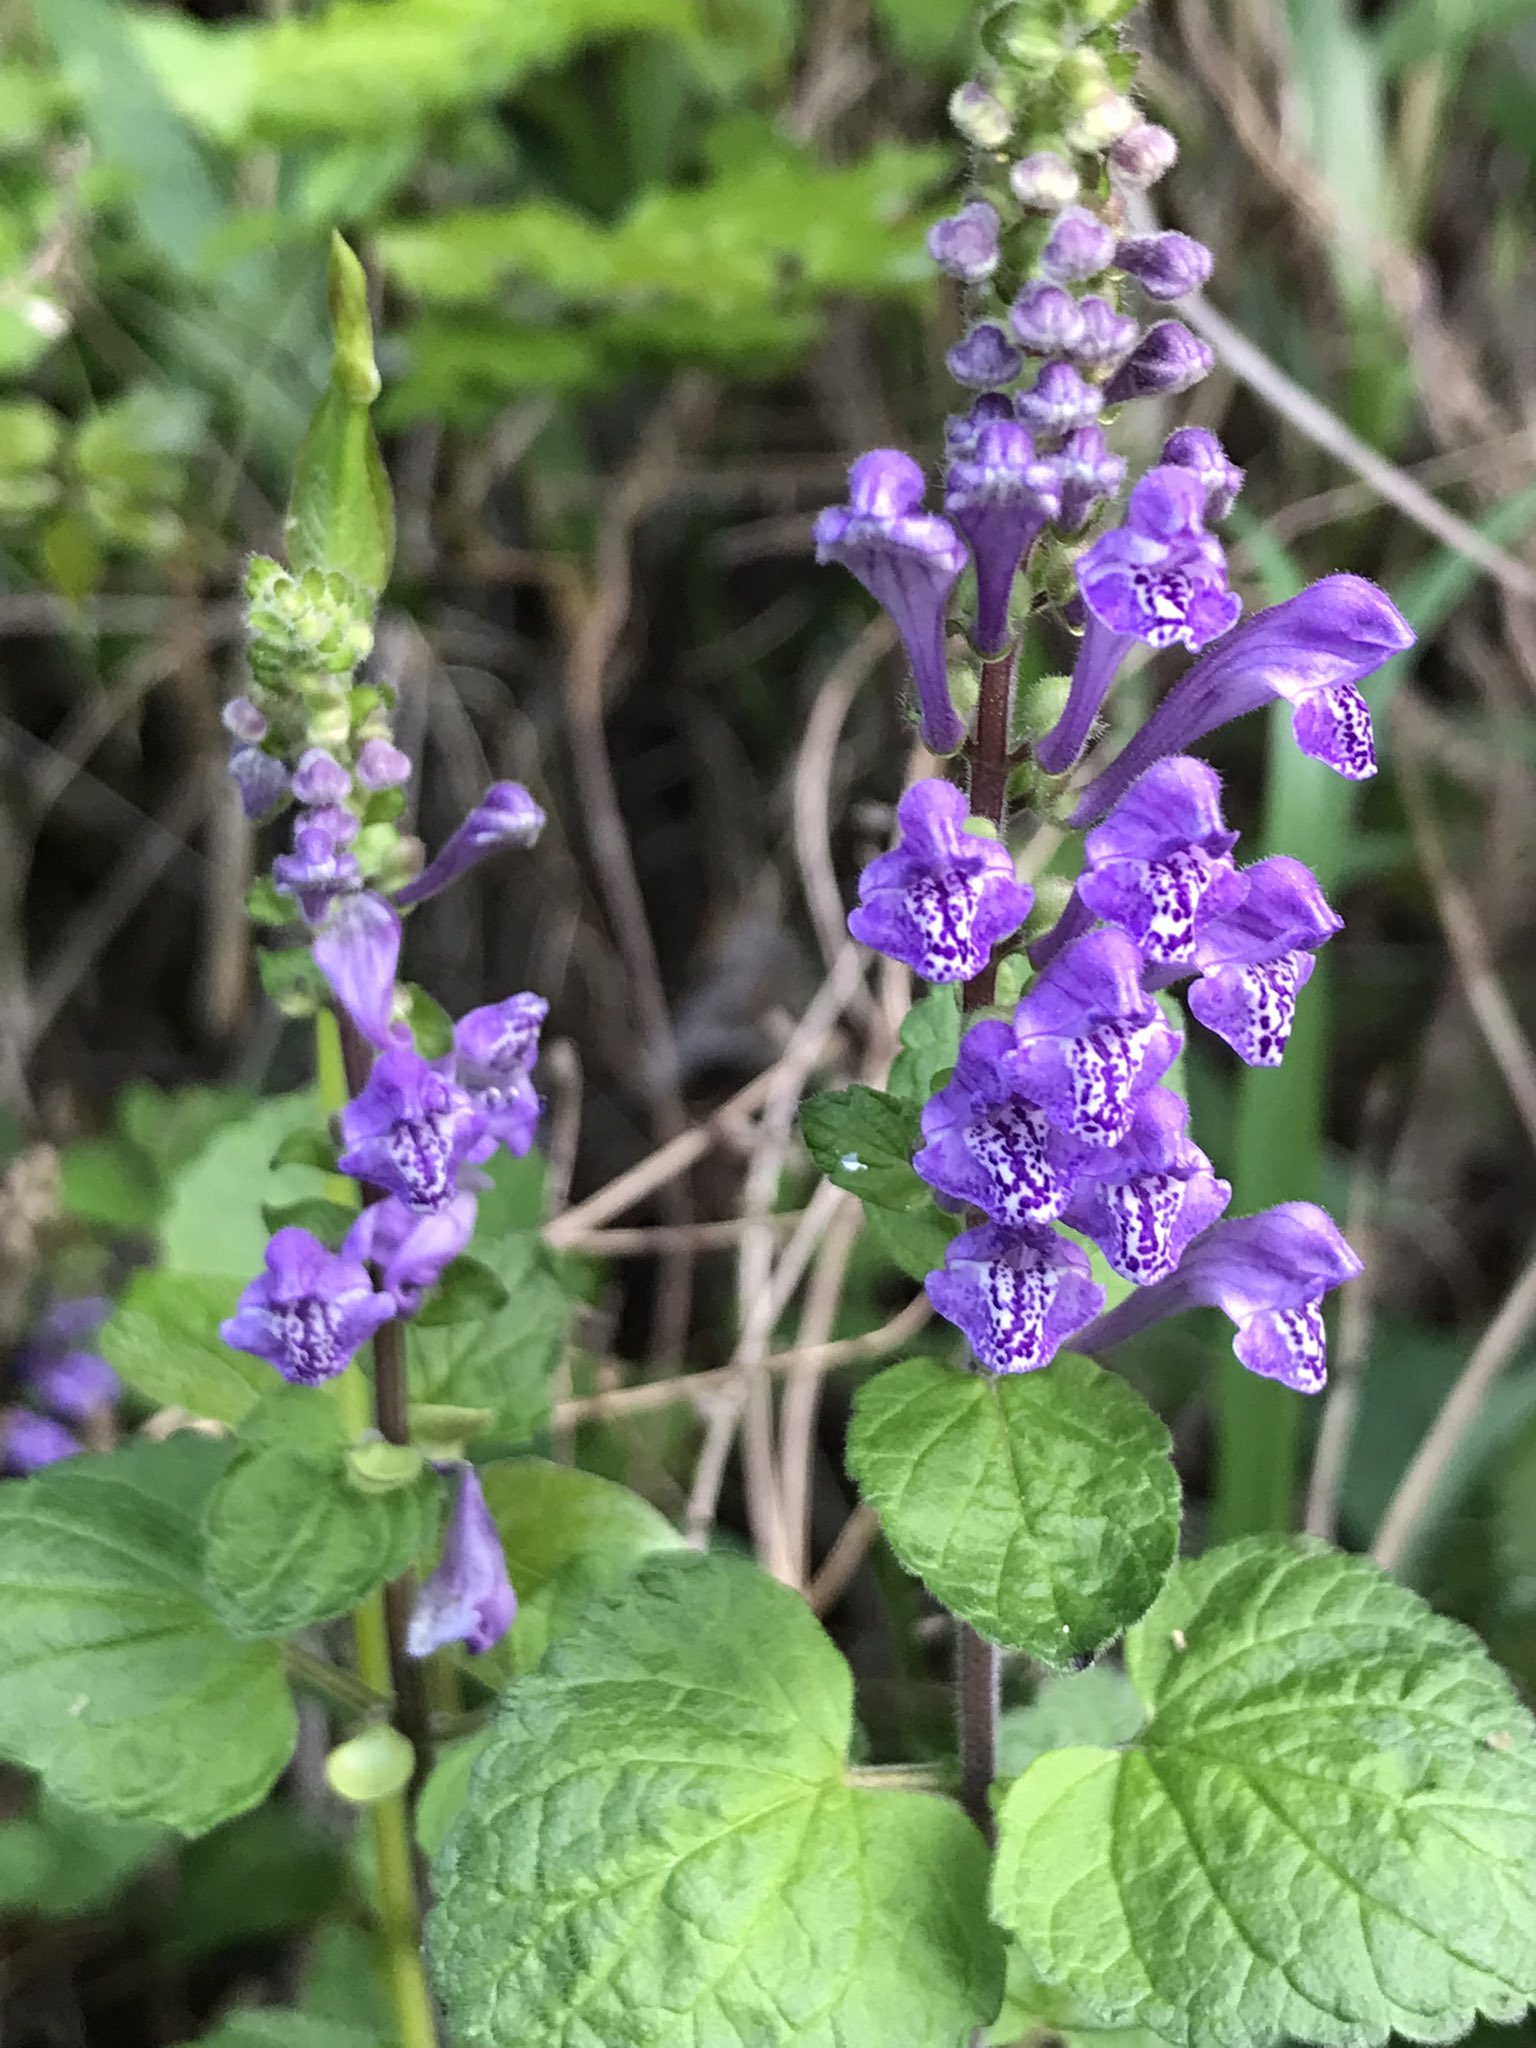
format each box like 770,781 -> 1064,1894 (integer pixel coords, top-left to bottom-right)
4,0 -> 1536,2040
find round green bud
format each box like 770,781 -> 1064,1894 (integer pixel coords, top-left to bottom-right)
325,1724 -> 415,1805
410,1403 -> 495,1458
346,1440 -> 426,1495
1023,873 -> 1075,941
305,697 -> 353,751
1015,671 -> 1074,742
949,78 -> 1013,152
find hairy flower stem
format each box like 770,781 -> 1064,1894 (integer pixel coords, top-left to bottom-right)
318,1014 -> 442,2048
955,646 -> 1017,1840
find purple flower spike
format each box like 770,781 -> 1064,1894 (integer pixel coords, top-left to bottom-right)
944,418 -> 1061,655
1186,855 -> 1342,1065
222,695 -> 268,744
1072,575 -> 1413,826
944,392 -> 1017,462
3,1410 -> 82,1473
1078,757 -> 1247,972
338,1048 -> 486,1214
848,778 -> 1032,983
292,748 -> 351,806
1051,426 -> 1127,535
946,322 -> 1024,391
1040,206 -> 1116,284
393,782 -> 547,909
1115,232 -> 1213,302
407,1463 -> 516,1657
1075,1202 -> 1363,1394
1103,320 -> 1214,404
454,993 -> 548,1156
273,810 -> 362,926
1037,469 -> 1240,776
1072,297 -> 1140,372
1009,929 -> 1182,1147
1162,427 -> 1244,521
229,746 -> 290,824
1062,1087 -> 1231,1287
927,1222 -> 1105,1376
345,1193 -> 478,1316
915,1018 -> 1093,1228
928,201 -> 1002,284
815,452 -> 969,755
357,737 -> 412,790
28,1351 -> 120,1422
219,1227 -> 396,1387
1015,359 -> 1104,438
313,891 -> 402,1051
1010,283 -> 1085,358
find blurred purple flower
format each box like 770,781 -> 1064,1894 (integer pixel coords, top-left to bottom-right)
338,1048 -> 486,1214
407,1463 -> 516,1657
220,1227 -> 395,1386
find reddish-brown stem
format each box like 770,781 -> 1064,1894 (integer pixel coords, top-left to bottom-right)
954,645 -> 1018,1842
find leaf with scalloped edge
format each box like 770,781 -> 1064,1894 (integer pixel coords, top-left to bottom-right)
429,1551 -> 1003,2047
993,1538 -> 1536,2048
848,1355 -> 1179,1663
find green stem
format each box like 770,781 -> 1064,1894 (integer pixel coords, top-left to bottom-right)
284,1641 -> 389,1716
316,1012 -> 441,2048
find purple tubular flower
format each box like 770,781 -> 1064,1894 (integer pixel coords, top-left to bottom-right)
338,1048 -> 486,1214
3,1410 -> 81,1473
1051,426 -> 1127,535
1103,321 -> 1214,405
454,993 -> 548,1156
292,748 -> 351,806
1040,206 -> 1116,284
945,392 -> 1017,462
847,778 -> 1032,983
28,1351 -> 120,1422
1010,283 -> 1085,358
229,746 -> 290,824
1075,1201 -> 1363,1393
393,782 -> 547,909
219,1227 -> 396,1386
1009,929 -> 1182,1147
928,201 -> 1002,284
357,737 -> 412,790
1109,123 -> 1178,190
1162,427 -> 1244,521
1077,756 -> 1246,972
1072,575 -> 1414,825
313,890 -> 402,1050
915,1018 -> 1092,1228
814,452 -> 969,755
1115,232 -> 1213,302
946,322 -> 1024,391
345,1193 -> 478,1316
1015,360 -> 1104,438
1036,468 -> 1241,775
222,695 -> 268,744
273,810 -> 362,926
1072,297 -> 1139,372
407,1463 -> 516,1657
1185,855 -> 1343,1065
926,1222 -> 1105,1376
943,418 -> 1061,655
1011,152 -> 1080,212
1061,1087 -> 1231,1287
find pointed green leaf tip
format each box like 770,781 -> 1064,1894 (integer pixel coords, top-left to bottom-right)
428,1551 -> 1004,2047
993,1538 -> 1536,2048
326,232 -> 381,405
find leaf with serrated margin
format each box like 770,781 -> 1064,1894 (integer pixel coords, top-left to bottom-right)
800,1084 -> 924,1209
993,1538 -> 1536,2048
0,1439 -> 296,1834
429,1551 -> 1003,2048
848,1355 -> 1179,1663
888,985 -> 961,1103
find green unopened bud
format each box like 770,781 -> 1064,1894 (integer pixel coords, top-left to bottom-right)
327,234 -> 383,407
1057,46 -> 1112,105
961,815 -> 1002,843
993,951 -> 1032,1007
1015,672 -> 1073,743
1067,91 -> 1138,152
305,694 -> 353,751
411,1403 -> 495,1458
948,78 -> 1013,152
948,652 -> 980,726
325,1723 -> 414,1805
346,1440 -> 426,1494
1024,873 -> 1075,942
367,830 -> 424,897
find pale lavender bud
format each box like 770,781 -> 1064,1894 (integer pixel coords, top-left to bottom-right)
292,748 -> 351,806
357,737 -> 412,790
1015,360 -> 1103,438
1051,426 -> 1127,534
407,1463 -> 516,1657
1109,123 -> 1179,190
946,322 -> 1023,391
313,890 -> 403,1050
1103,321 -> 1215,405
944,392 -> 1016,463
927,201 -> 1002,285
1162,427 -> 1245,521
222,695 -> 268,744
949,80 -> 1012,152
1010,152 -> 1080,212
1115,232 -> 1214,303
229,746 -> 290,823
1010,282 -> 1085,358
1039,206 -> 1115,285
1072,297 -> 1139,371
